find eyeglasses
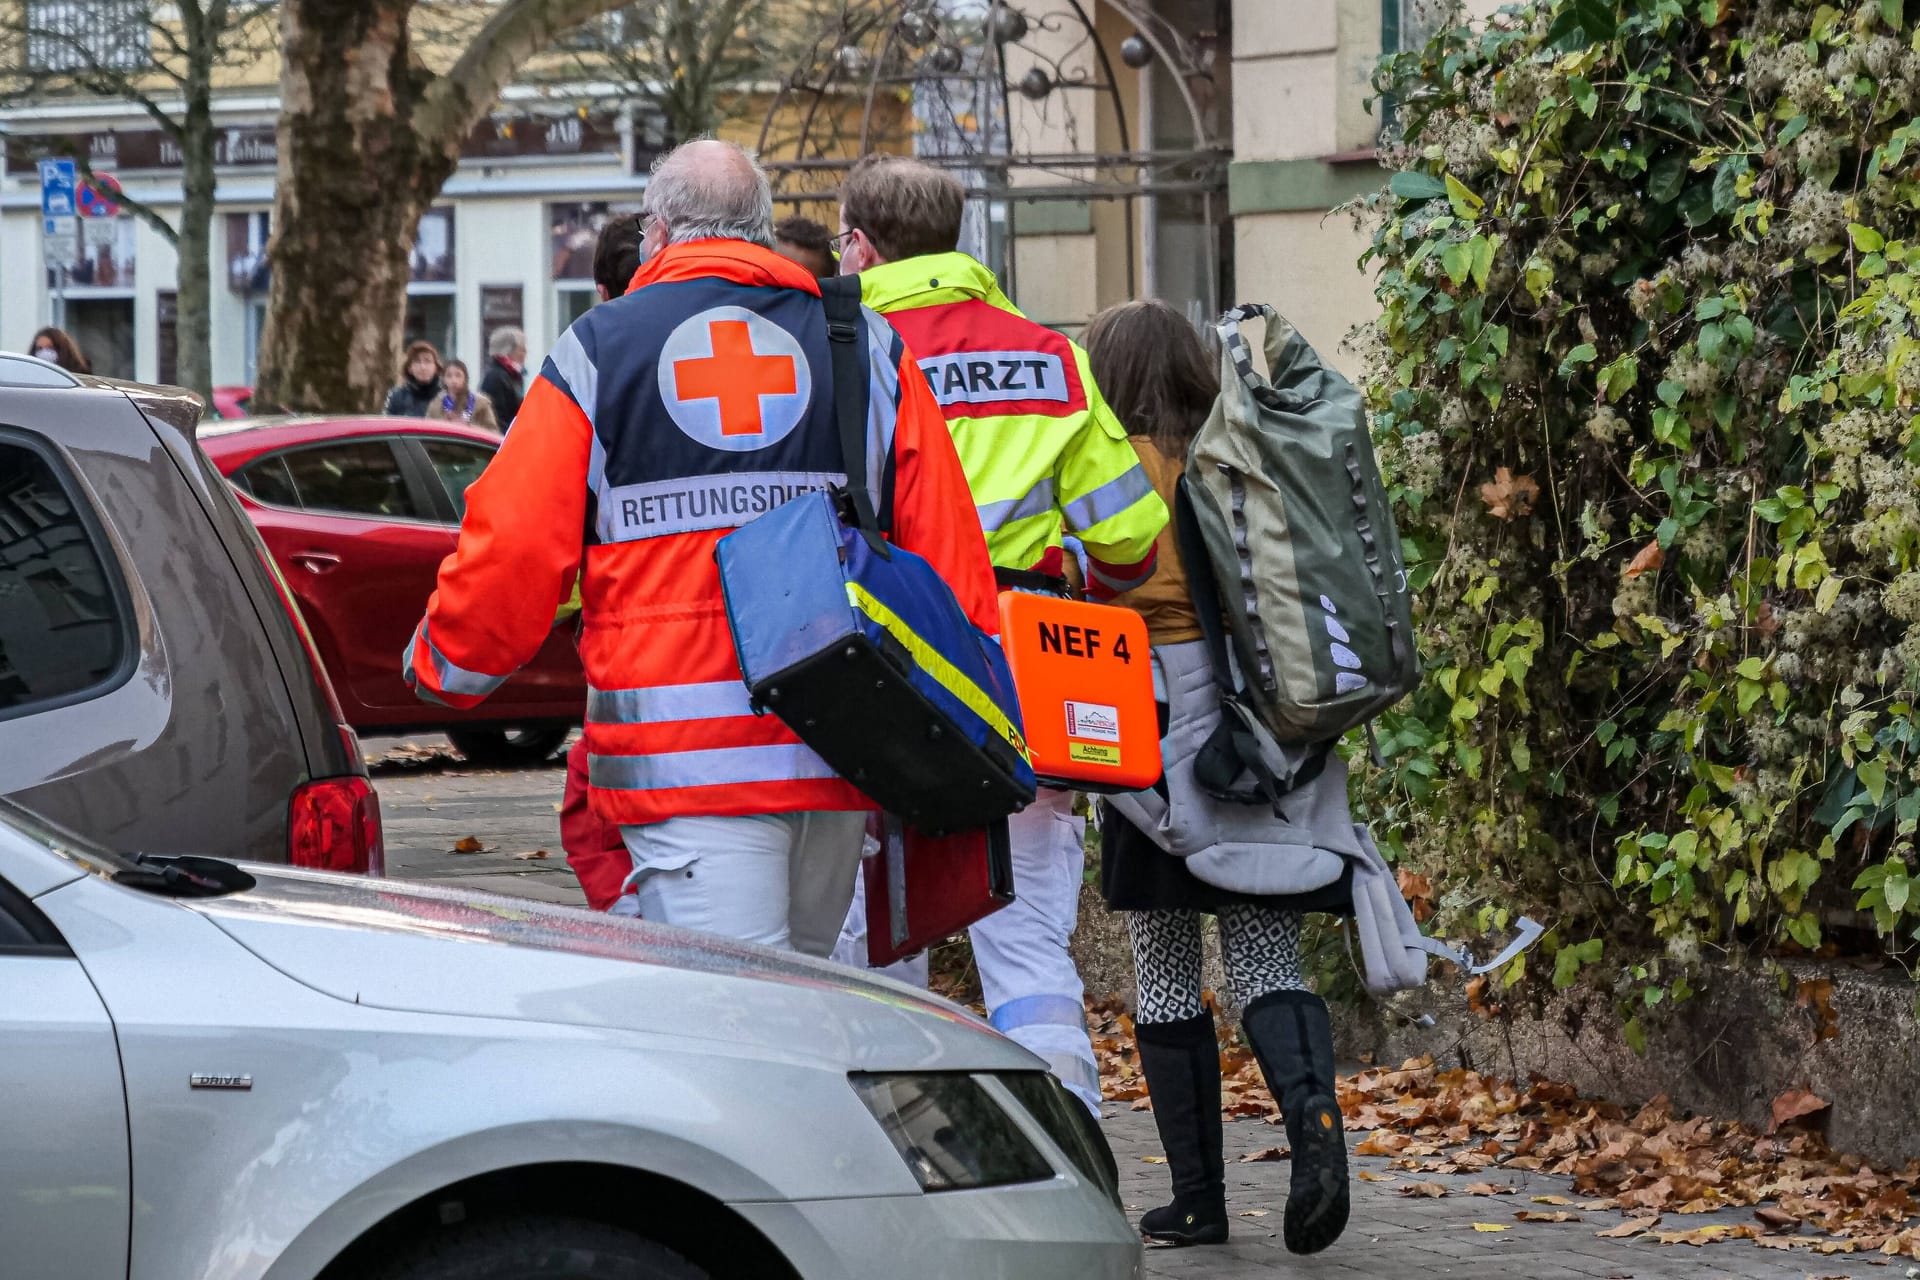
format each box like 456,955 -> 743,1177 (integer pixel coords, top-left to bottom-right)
829,229 -> 860,255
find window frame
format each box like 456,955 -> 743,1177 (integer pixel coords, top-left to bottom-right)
400,434 -> 498,526
232,435 -> 446,526
0,426 -> 139,726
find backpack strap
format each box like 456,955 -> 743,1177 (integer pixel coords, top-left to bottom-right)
1174,476 -> 1327,811
821,274 -> 890,558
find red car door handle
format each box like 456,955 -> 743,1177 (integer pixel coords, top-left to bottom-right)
290,551 -> 341,574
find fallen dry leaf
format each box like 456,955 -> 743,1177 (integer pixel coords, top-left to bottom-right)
450,836 -> 485,854
1240,1147 -> 1290,1163
1400,1182 -> 1451,1199
1531,1195 -> 1574,1206
1624,539 -> 1664,579
1597,1216 -> 1659,1238
1466,1182 -> 1517,1196
513,849 -> 551,860
1358,1171 -> 1399,1183
1237,1209 -> 1270,1218
1140,1156 -> 1167,1164
1796,978 -> 1840,1042
1516,1210 -> 1582,1223
1480,467 -> 1541,520
1769,1089 -> 1830,1135
1472,1222 -> 1511,1232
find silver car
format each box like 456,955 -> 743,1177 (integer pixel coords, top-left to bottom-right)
1,800 -> 1141,1280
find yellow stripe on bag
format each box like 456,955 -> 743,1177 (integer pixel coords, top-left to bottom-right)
844,581 -> 1030,760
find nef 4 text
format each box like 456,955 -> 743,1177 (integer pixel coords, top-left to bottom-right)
1036,621 -> 1131,664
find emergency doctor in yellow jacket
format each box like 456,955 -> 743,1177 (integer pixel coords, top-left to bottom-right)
830,153 -> 1169,1114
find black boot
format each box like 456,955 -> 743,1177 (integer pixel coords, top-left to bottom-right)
1242,990 -> 1350,1255
1134,1011 -> 1229,1246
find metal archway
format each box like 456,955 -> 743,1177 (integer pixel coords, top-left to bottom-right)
754,0 -> 1228,312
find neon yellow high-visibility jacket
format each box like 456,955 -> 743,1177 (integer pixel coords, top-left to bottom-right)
860,252 -> 1168,597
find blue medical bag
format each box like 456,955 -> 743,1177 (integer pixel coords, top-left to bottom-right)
717,488 -> 1035,833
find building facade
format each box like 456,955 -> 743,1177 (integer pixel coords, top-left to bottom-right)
0,0 -> 1442,389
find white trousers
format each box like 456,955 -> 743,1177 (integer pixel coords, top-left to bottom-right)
618,811 -> 867,958
832,788 -> 1102,1113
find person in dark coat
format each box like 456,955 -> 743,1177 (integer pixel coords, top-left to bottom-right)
479,326 -> 527,430
1086,299 -> 1352,1257
383,341 -> 442,417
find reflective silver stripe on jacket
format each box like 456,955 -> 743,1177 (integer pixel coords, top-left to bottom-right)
1062,464 -> 1154,532
1087,557 -> 1155,595
588,743 -> 840,792
407,619 -> 507,698
587,681 -> 755,725
977,478 -> 1057,533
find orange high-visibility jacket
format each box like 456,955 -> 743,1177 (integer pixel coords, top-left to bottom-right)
405,240 -> 998,827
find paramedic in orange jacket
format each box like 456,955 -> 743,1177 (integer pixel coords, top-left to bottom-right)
831,155 -> 1169,1113
405,140 -> 997,956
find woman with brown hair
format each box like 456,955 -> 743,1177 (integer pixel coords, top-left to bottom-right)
425,359 -> 499,430
383,340 -> 443,418
29,327 -> 89,374
1085,299 -> 1350,1255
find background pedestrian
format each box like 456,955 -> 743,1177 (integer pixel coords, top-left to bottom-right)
593,211 -> 645,300
383,341 -> 443,417
773,213 -> 835,278
1085,298 -> 1351,1256
480,326 -> 527,429
426,359 -> 498,429
29,326 -> 89,373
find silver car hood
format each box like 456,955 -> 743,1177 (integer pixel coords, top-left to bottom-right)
190,866 -> 1020,1071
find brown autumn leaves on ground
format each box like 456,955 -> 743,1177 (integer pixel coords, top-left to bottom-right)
1089,998 -> 1920,1258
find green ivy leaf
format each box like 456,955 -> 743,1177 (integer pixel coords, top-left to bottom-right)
1389,171 -> 1449,202
1858,757 -> 1889,806
1623,1016 -> 1648,1055
1442,240 -> 1474,286
1647,151 -> 1688,204
1884,0 -> 1904,29
1569,74 -> 1599,117
1558,342 -> 1599,377
1446,173 -> 1486,219
1546,0 -> 1619,48
1779,114 -> 1809,145
1851,223 -> 1887,252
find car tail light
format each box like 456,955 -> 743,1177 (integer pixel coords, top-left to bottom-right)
289,776 -> 385,876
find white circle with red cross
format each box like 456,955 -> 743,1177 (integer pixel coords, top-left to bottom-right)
657,305 -> 813,452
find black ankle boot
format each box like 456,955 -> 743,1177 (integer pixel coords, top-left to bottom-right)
1242,990 -> 1350,1255
1134,1012 -> 1229,1246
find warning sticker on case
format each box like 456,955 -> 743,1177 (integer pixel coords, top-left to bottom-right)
1068,741 -> 1122,766
1065,701 -> 1121,743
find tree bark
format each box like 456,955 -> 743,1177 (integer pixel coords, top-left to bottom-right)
253,0 -> 630,414
173,6 -> 218,400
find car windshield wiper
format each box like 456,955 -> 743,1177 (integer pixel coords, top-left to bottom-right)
114,854 -> 256,898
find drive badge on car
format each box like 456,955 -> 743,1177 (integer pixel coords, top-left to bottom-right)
190,1073 -> 253,1090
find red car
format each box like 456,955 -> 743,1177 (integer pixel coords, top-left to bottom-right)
202,415 -> 585,764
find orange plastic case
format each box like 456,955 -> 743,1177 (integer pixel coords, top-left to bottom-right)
996,591 -> 1161,791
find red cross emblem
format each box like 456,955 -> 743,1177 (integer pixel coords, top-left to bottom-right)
671,318 -> 800,438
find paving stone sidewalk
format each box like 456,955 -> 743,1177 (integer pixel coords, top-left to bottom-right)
371,750 -> 1903,1280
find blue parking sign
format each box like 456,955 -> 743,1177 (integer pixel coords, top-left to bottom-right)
38,158 -> 76,218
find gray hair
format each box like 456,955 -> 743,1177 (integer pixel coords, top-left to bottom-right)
488,326 -> 525,358
643,138 -> 775,249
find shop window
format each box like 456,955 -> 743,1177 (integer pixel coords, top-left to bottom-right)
66,298 -> 135,381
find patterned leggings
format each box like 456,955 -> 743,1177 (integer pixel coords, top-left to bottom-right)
1129,906 -> 1307,1024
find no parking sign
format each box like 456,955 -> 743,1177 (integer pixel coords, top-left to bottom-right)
78,172 -> 121,219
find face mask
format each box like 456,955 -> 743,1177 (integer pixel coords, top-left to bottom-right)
32,347 -> 56,362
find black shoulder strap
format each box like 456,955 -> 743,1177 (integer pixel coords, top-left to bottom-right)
820,274 -> 888,557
